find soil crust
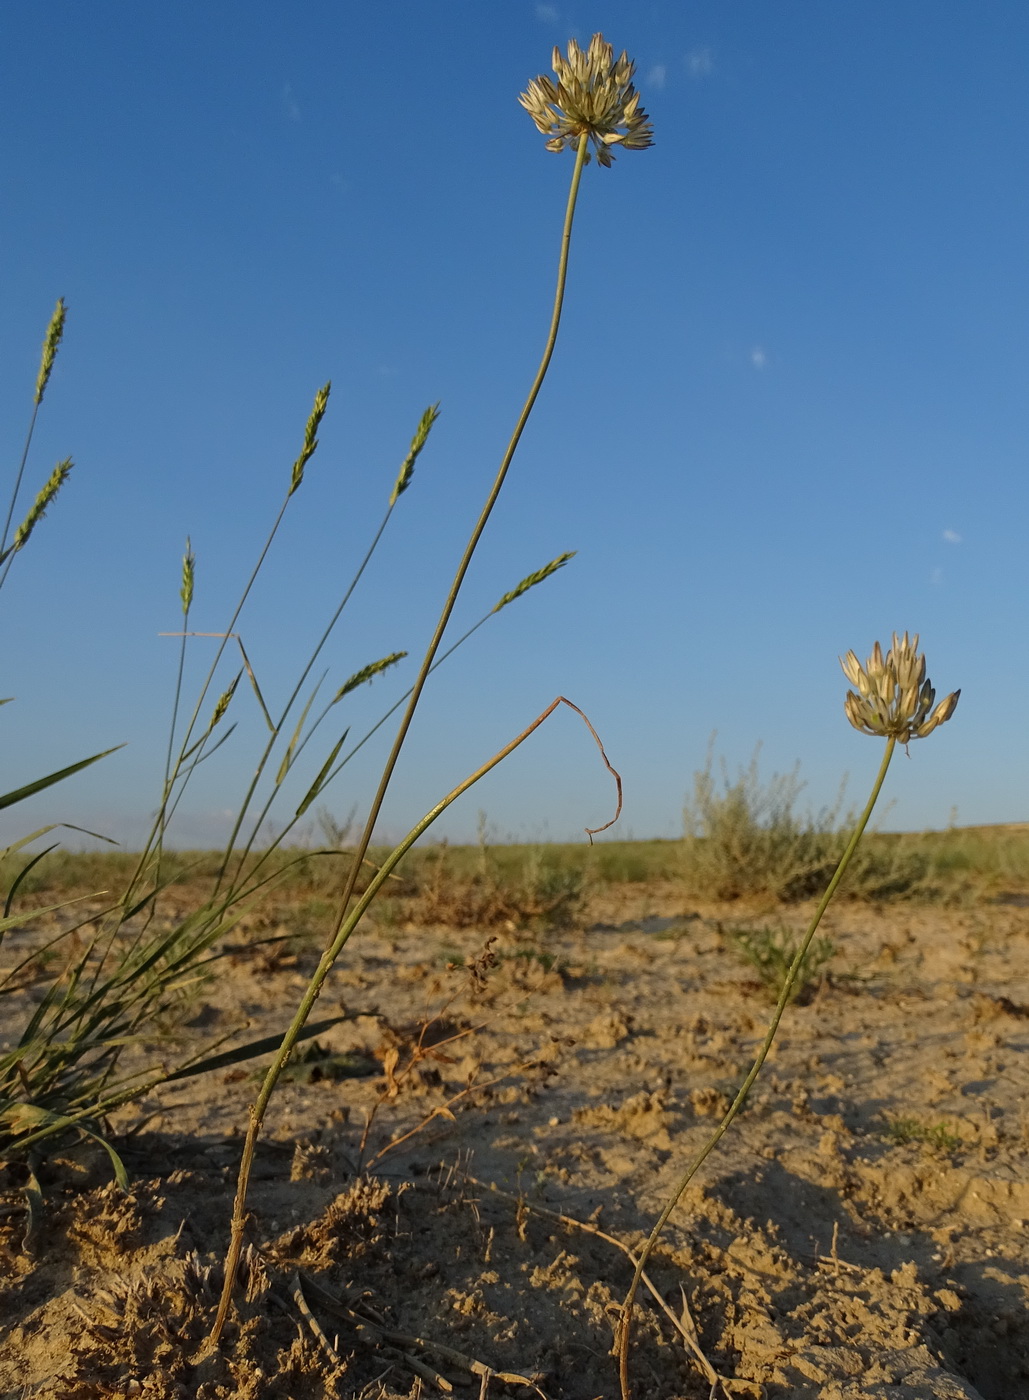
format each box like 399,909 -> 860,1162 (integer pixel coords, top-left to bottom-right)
2,884 -> 1028,1398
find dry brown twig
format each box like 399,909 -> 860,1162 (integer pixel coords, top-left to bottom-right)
356,937 -> 548,1171
462,1175 -> 731,1398
363,1059 -> 542,1172
297,1271 -> 549,1397
290,1272 -> 344,1370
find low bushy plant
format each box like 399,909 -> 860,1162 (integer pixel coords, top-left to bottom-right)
883,1115 -> 964,1154
681,743 -> 936,902
720,921 -> 835,1004
394,834 -> 587,933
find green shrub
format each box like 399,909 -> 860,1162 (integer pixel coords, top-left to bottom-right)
682,745 -> 935,902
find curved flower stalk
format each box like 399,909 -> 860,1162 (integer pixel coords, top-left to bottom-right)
211,36 -> 651,1343
520,33 -> 654,166
617,636 -> 958,1399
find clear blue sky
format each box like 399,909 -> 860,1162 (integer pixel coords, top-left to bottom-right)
2,2 -> 1026,850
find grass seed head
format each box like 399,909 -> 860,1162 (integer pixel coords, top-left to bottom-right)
210,673 -> 241,728
332,651 -> 407,703
493,551 -> 575,612
840,632 -> 959,743
289,382 -> 331,496
180,538 -> 195,615
520,34 -> 654,167
12,458 -> 73,552
35,298 -> 67,406
390,403 -> 441,505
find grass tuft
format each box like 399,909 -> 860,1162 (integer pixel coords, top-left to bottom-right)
385,834 -> 587,934
720,921 -> 835,1004
882,1115 -> 965,1154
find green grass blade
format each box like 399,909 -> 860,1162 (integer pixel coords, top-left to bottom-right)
1,825 -> 65,861
0,894 -> 97,944
162,1015 -> 352,1082
0,1103 -> 129,1188
3,844 -> 58,919
295,730 -> 349,818
237,637 -> 275,733
1,824 -> 117,863
275,677 -> 325,785
0,747 -> 124,811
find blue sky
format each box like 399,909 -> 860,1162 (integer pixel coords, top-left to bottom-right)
2,2 -> 1026,850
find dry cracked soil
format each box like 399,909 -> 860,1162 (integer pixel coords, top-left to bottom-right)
2,882 -> 1028,1399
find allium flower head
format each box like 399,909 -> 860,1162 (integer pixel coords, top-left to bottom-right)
519,34 -> 654,167
840,632 -> 959,744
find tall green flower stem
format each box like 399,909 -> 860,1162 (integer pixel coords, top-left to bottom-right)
211,693 -> 618,1341
327,129 -> 590,935
212,133 -> 591,1341
617,736 -> 897,1400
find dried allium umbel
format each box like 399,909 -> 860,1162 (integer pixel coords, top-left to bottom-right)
519,34 -> 654,167
840,632 -> 959,744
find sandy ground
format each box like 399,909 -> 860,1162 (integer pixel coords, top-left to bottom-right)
2,882 -> 1028,1399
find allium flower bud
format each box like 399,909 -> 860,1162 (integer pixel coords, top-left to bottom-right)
520,34 -> 654,167
840,632 -> 959,743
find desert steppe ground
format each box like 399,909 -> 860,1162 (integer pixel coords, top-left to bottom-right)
2,880 -> 1028,1399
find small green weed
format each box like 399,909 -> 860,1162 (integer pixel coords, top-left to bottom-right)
882,1116 -> 964,1153
722,922 -> 835,1004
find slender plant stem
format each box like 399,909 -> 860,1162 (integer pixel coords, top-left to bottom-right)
120,494 -> 297,909
214,506 -> 396,892
211,690 -> 610,1341
161,630 -> 190,840
324,613 -> 491,779
616,736 -> 897,1400
0,405 -> 40,562
227,611 -> 494,905
147,590 -> 193,919
213,133 -> 590,1342
325,130 -> 590,944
